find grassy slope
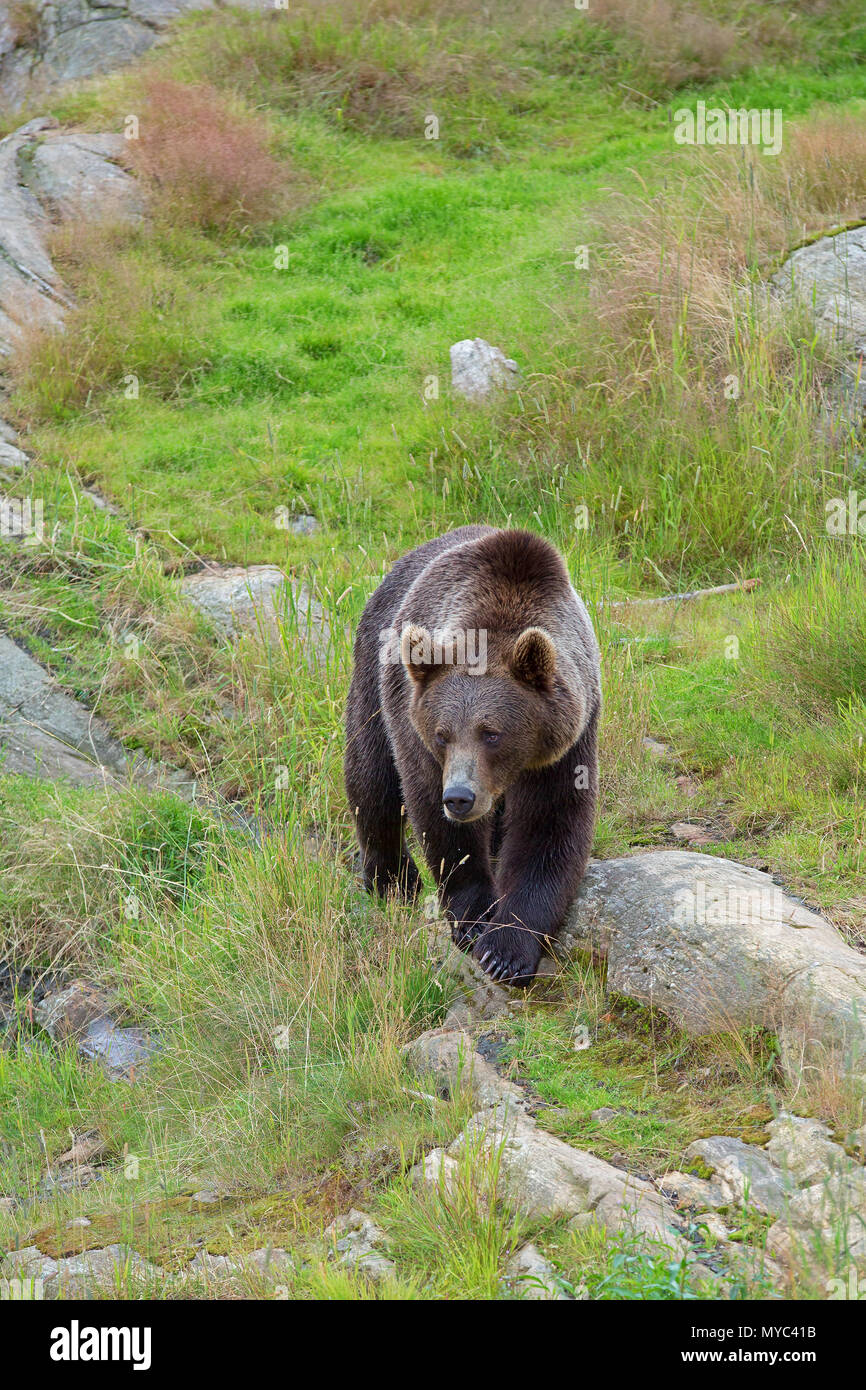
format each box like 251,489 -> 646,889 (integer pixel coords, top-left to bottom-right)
1,0 -> 865,1297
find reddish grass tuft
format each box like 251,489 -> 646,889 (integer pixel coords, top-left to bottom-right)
126,78 -> 286,232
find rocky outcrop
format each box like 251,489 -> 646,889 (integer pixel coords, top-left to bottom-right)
405,1027 -> 689,1255
0,116 -> 143,362
24,130 -> 144,222
0,1239 -> 296,1297
0,632 -> 195,792
502,1243 -> 572,1300
560,851 -> 866,1087
0,1 -> 265,111
682,1136 -> 790,1218
771,227 -> 866,361
0,117 -> 69,359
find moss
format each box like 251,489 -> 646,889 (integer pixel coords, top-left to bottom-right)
28,1193 -> 244,1268
683,1159 -> 715,1182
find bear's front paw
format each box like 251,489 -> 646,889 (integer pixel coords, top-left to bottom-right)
473,922 -> 544,988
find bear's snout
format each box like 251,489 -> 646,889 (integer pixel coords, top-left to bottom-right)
442,784 -> 476,820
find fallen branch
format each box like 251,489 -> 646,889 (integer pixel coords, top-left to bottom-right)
603,578 -> 760,609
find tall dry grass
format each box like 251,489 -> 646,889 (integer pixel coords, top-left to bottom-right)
588,0 -> 743,90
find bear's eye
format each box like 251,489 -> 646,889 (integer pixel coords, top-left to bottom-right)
481,730 -> 502,747
434,729 -> 448,747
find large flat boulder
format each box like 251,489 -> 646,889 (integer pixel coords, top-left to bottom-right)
0,632 -> 194,793
448,1105 -> 687,1252
560,851 -> 866,1085
771,227 -> 866,360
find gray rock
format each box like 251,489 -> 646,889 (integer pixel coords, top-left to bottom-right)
560,852 -> 866,1087
245,1246 -> 295,1279
403,1027 -> 525,1112
34,979 -> 115,1041
40,18 -> 154,85
683,1136 -> 790,1217
0,2 -> 272,110
0,117 -> 146,360
848,1123 -> 866,1160
77,1017 -> 158,1080
1,1242 -> 163,1297
53,1244 -> 163,1296
771,227 -> 866,360
450,338 -> 521,403
659,1169 -> 727,1211
766,1170 -> 866,1274
25,132 -> 145,223
765,1112 -> 855,1187
0,633 -> 195,793
0,119 -> 66,356
323,1209 -> 396,1284
695,1212 -> 729,1244
408,1146 -> 461,1196
34,980 -> 158,1079
283,512 -> 319,536
0,435 -> 28,481
448,1106 -> 686,1253
41,1162 -> 102,1195
188,1249 -> 240,1278
590,1106 -> 620,1125
186,1244 -> 294,1281
503,1243 -> 570,1300
0,1245 -> 58,1283
177,564 -> 329,656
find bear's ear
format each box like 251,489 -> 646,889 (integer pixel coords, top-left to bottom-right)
401,624 -> 437,685
510,627 -> 557,691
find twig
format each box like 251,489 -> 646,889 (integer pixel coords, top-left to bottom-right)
602,578 -> 760,609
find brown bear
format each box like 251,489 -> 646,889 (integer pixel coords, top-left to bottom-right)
344,525 -> 601,986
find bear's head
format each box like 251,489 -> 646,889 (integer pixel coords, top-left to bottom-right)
400,623 -> 586,822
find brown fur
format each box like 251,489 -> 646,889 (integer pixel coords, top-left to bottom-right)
344,526 -> 601,985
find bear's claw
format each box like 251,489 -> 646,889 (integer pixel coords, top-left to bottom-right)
472,926 -> 543,989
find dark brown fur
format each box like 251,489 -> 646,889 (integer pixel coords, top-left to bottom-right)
344,526 -> 601,985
